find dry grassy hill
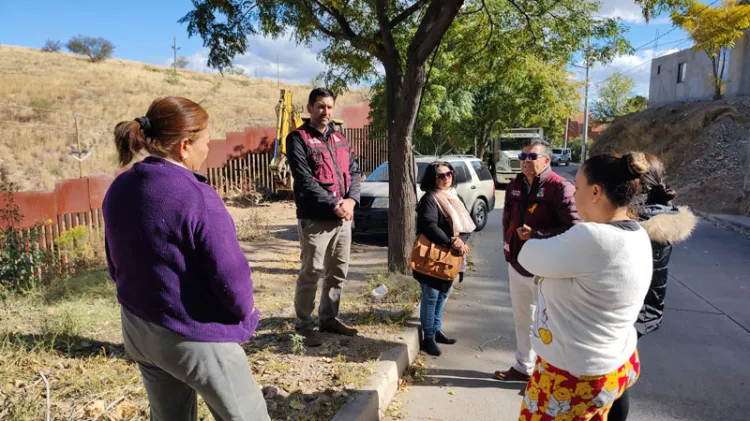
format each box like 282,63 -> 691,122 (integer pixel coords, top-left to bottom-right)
0,45 -> 369,191
591,98 -> 750,216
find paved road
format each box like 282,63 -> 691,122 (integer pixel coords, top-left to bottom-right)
398,165 -> 750,421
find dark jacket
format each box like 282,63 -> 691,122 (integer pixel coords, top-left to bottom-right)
635,204 -> 697,337
502,167 -> 581,277
413,192 -> 469,293
286,122 -> 361,220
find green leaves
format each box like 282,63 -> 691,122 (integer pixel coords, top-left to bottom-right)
592,71 -> 638,124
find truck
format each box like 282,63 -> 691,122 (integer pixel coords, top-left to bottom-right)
488,127 -> 544,184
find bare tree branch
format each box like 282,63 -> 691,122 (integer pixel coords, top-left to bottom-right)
408,0 -> 465,65
390,0 -> 429,29
507,0 -> 538,40
311,0 -> 373,51
375,0 -> 403,69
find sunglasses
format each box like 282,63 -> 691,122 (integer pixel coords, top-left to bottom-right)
518,153 -> 539,161
437,171 -> 454,180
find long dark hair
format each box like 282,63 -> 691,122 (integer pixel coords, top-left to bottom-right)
582,152 -> 650,208
113,97 -> 209,167
420,161 -> 456,193
640,153 -> 676,206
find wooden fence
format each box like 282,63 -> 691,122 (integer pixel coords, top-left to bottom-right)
202,126 -> 387,194
1,125 -> 388,252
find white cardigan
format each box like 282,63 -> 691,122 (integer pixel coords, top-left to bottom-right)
518,221 -> 653,376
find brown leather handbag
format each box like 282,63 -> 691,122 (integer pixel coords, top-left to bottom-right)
409,234 -> 463,281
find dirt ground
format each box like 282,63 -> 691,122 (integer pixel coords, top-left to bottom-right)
592,98 -> 750,216
0,199 -> 419,421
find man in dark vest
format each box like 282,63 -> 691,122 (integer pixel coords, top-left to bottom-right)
286,88 -> 361,347
495,139 -> 581,382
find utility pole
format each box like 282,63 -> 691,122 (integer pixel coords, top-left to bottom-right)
581,36 -> 591,164
171,36 -> 180,76
563,117 -> 570,149
70,112 -> 91,178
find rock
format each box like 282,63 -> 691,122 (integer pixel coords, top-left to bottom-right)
262,386 -> 280,399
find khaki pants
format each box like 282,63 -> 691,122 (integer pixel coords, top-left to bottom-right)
120,308 -> 270,421
294,218 -> 352,330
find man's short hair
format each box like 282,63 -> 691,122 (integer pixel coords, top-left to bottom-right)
308,88 -> 336,105
524,139 -> 552,158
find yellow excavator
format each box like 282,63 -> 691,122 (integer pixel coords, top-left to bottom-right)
270,89 -> 344,191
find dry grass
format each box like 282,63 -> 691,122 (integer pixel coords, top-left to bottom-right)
0,201 -> 414,421
0,45 -> 370,191
592,98 -> 750,215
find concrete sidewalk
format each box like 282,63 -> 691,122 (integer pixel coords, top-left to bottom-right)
396,200 -> 750,421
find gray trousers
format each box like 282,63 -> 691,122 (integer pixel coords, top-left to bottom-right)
121,308 -> 270,421
294,218 -> 352,330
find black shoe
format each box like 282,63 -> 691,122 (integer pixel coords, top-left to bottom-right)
459,272 -> 465,283
421,337 -> 442,356
319,319 -> 358,336
295,327 -> 323,347
435,331 -> 457,345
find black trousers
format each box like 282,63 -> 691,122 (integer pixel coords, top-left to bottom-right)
609,389 -> 630,421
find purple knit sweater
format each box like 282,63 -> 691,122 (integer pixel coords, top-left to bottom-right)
103,156 -> 260,342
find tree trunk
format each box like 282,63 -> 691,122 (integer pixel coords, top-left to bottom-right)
386,63 -> 426,273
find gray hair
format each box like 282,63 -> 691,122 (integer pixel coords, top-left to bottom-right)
524,139 -> 552,158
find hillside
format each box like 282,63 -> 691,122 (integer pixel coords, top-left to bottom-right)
0,45 -> 369,191
591,98 -> 750,216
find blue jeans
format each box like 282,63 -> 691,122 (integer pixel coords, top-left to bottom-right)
420,283 -> 451,338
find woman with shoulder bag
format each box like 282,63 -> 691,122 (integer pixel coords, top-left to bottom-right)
413,161 -> 476,356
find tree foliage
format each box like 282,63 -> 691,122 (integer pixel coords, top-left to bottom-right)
41,40 -> 62,53
178,0 -> 657,271
626,95 -> 649,114
66,35 -> 114,63
175,56 -> 190,69
672,0 -> 750,99
592,72 -> 637,123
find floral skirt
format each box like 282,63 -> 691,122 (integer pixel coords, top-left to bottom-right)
518,351 -> 640,421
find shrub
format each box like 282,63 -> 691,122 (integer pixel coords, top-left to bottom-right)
54,226 -> 106,273
41,40 -> 62,52
175,56 -> 190,69
66,35 -> 114,63
0,177 -> 45,298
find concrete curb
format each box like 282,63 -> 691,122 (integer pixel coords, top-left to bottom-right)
695,211 -> 750,237
331,324 -> 421,421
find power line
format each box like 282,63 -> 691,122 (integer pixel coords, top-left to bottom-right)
629,0 -> 721,52
589,37 -> 693,86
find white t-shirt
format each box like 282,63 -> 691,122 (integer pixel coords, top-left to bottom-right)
517,221 -> 652,377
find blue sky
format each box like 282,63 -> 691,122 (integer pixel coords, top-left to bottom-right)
0,0 -> 691,96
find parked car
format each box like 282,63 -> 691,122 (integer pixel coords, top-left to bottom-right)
354,155 -> 496,235
551,147 -> 572,166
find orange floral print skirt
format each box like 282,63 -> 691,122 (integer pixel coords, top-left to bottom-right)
518,351 -> 640,421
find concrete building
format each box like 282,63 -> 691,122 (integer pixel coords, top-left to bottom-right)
649,31 -> 750,108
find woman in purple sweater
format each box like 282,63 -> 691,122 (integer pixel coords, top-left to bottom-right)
103,97 -> 270,421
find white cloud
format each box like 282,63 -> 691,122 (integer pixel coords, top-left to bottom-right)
179,32 -> 328,84
595,0 -> 673,25
573,46 -> 682,98
596,0 -> 647,23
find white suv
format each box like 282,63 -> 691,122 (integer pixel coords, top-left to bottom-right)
354,154 -> 496,235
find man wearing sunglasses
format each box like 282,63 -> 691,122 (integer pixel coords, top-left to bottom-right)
495,139 -> 581,383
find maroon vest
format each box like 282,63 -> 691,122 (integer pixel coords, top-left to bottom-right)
504,170 -> 567,276
296,125 -> 351,201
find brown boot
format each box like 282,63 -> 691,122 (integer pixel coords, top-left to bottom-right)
295,327 -> 323,347
319,319 -> 358,336
493,367 -> 530,383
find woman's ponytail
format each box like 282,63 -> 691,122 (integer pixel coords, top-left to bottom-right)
113,120 -> 147,167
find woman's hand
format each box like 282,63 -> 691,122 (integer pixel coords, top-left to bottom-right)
460,244 -> 471,255
452,237 -> 464,250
